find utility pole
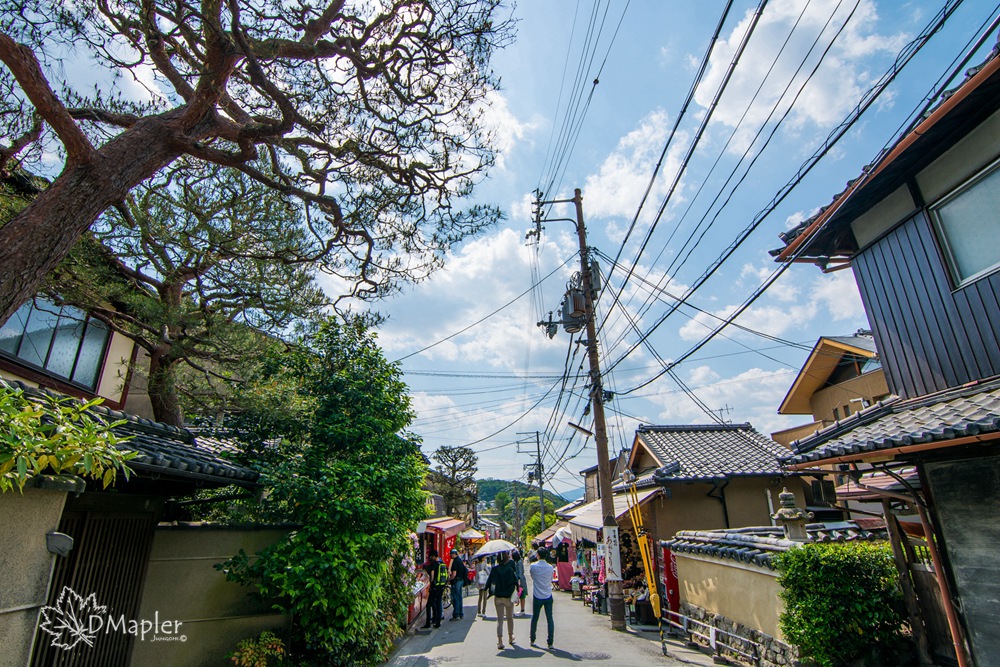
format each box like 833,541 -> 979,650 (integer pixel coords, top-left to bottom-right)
519,430 -> 547,534
535,431 -> 546,533
535,187 -> 626,631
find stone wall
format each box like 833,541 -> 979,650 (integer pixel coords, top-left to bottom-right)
681,602 -> 800,667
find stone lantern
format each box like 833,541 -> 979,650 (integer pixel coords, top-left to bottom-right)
772,488 -> 813,542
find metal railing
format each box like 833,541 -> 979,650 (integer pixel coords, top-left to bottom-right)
662,609 -> 762,665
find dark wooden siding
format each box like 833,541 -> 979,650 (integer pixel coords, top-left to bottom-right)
852,211 -> 1000,399
923,455 -> 1000,666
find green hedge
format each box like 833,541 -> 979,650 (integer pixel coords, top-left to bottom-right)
776,542 -> 906,667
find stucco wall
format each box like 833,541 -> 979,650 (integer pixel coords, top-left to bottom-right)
653,478 -> 805,541
130,523 -> 291,667
0,487 -> 68,667
676,552 -> 785,640
809,371 -> 890,423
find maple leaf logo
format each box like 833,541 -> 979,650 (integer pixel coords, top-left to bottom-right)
38,587 -> 107,650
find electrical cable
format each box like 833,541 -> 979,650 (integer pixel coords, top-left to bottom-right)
604,0 -> 966,380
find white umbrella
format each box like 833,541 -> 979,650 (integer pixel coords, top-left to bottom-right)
551,526 -> 572,548
472,538 -> 516,559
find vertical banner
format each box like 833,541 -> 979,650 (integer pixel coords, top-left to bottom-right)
443,535 -> 456,564
662,547 -> 680,612
603,525 -> 622,581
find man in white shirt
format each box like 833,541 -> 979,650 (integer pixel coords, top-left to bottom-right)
528,547 -> 556,649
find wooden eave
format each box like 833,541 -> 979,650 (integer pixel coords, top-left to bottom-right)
626,431 -> 663,471
778,338 -> 878,415
778,53 -> 1000,262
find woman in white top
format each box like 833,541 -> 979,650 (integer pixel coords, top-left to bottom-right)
475,557 -> 492,617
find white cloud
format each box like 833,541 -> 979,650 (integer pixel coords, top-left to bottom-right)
676,261 -> 865,341
640,365 -> 800,436
477,90 -> 543,170
582,110 -> 688,230
694,0 -> 906,139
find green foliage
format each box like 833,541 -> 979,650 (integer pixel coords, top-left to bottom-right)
776,542 -> 906,667
0,385 -> 134,493
521,512 -> 557,546
477,478 -> 566,515
426,445 -> 478,516
217,318 -> 427,665
228,631 -> 286,667
45,160 -> 329,425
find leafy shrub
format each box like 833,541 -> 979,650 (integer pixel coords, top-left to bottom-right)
0,386 -> 133,492
228,631 -> 286,667
218,319 -> 427,665
776,542 -> 905,666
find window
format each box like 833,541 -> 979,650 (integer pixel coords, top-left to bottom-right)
931,159 -> 1000,287
0,298 -> 110,390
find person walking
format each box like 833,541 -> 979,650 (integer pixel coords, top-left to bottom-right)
475,557 -> 492,617
485,551 -> 518,650
448,549 -> 468,620
529,547 -> 556,649
421,549 -> 448,629
511,549 -> 528,615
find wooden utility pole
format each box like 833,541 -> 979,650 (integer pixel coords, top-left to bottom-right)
536,187 -> 626,630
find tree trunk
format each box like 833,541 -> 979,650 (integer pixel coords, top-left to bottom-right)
147,351 -> 184,427
0,111 -> 188,323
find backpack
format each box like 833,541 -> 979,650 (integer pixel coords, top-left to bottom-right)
434,562 -> 449,587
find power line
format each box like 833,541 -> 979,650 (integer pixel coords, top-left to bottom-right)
393,254 -> 575,362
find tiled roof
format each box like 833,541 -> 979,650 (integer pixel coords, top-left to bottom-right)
783,378 -> 1000,467
2,379 -> 259,487
662,520 -> 888,570
635,423 -> 788,483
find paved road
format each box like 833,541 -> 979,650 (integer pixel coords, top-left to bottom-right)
387,585 -> 720,667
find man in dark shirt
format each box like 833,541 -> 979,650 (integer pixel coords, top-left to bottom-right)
448,548 -> 468,620
422,549 -> 446,629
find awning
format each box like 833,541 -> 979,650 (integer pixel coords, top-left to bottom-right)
459,528 -> 486,541
417,517 -> 466,538
569,488 -> 660,543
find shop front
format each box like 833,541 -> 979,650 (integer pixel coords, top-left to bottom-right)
416,516 -> 466,565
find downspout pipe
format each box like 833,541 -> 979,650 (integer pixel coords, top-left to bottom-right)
707,479 -> 731,529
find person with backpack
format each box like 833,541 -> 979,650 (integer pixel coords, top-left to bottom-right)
485,551 -> 519,650
421,549 -> 448,629
475,557 -> 492,617
448,548 -> 468,620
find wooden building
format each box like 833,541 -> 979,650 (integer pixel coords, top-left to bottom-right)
773,46 -> 1000,667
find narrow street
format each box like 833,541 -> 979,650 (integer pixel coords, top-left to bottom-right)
387,584 -> 720,667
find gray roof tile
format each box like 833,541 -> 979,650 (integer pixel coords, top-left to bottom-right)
2,379 -> 258,487
635,423 -> 788,483
661,521 -> 887,569
784,378 -> 1000,466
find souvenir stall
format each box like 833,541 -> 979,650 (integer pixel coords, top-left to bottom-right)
406,533 -> 431,627
549,526 -> 575,590
458,527 -> 486,562
416,516 -> 466,566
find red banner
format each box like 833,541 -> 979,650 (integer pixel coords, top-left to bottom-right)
662,547 -> 680,613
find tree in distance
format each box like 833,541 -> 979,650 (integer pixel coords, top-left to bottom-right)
0,0 -> 514,322
427,445 -> 478,519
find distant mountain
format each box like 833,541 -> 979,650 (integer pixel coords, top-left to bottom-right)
477,478 -> 566,507
558,487 -> 585,502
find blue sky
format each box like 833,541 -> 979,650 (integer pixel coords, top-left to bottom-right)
351,0 -> 1000,498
